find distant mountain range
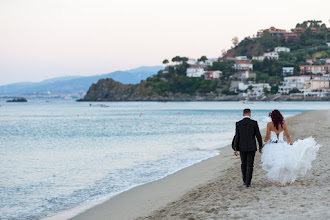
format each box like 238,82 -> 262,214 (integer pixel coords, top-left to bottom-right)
0,66 -> 163,95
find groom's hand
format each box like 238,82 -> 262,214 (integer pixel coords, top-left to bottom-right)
259,148 -> 262,154
234,151 -> 238,156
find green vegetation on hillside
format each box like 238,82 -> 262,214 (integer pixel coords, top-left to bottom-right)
145,20 -> 329,96
146,57 -> 218,96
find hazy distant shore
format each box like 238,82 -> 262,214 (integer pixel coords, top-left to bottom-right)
68,110 -> 329,220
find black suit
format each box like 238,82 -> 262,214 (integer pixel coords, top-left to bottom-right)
232,117 -> 262,186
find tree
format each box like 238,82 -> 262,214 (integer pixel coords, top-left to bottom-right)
221,88 -> 231,95
270,85 -> 279,94
263,87 -> 270,94
289,88 -> 300,94
262,57 -> 271,69
232,37 -> 239,47
221,49 -> 227,57
259,31 -> 273,48
162,59 -> 169,65
198,56 -> 208,62
181,57 -> 189,63
172,56 -> 181,63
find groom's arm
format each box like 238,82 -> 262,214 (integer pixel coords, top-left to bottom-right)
233,122 -> 240,153
255,121 -> 263,150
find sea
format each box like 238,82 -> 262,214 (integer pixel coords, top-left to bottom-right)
0,100 -> 329,219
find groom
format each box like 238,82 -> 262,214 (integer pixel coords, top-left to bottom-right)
232,108 -> 263,187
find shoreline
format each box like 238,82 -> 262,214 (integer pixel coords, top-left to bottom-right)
76,98 -> 330,102
50,110 -> 329,220
44,143 -> 230,220
69,146 -> 235,220
66,117 -> 271,219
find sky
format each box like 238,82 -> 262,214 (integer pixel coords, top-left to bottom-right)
0,0 -> 329,85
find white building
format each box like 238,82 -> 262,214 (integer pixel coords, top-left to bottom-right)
326,58 -> 330,65
199,60 -> 213,66
275,46 -> 290,53
278,75 -> 312,94
252,56 -> 265,61
282,67 -> 294,76
186,67 -> 205,77
234,71 -> 257,80
314,75 -> 330,81
303,79 -> 330,92
235,56 -> 248,61
263,51 -> 279,60
303,90 -> 330,97
204,70 -> 222,80
233,60 -> 253,70
238,83 -> 271,97
187,58 -> 197,65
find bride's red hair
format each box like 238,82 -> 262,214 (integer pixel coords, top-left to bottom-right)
269,110 -> 284,130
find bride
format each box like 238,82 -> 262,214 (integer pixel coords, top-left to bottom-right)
261,110 -> 320,185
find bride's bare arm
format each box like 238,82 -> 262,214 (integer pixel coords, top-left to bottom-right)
264,123 -> 270,143
284,123 -> 292,145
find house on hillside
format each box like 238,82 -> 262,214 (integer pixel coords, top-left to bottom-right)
326,58 -> 330,65
278,75 -> 312,94
283,32 -> 299,43
187,58 -> 197,65
303,79 -> 330,92
226,57 -> 236,61
305,58 -> 330,65
294,27 -> 305,34
263,51 -> 279,60
275,46 -> 290,53
186,67 -> 204,77
234,71 -> 257,81
313,75 -> 330,81
282,67 -> 294,76
252,56 -> 265,61
199,60 -> 213,67
306,59 -> 315,65
233,60 -> 253,71
204,70 -> 222,80
235,56 -> 248,61
257,26 -> 287,38
300,65 -> 330,74
294,27 -> 318,34
238,83 -> 271,97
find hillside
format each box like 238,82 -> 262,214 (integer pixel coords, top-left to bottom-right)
81,20 -> 330,101
225,20 -> 329,59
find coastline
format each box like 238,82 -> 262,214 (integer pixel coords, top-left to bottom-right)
57,110 -> 328,220
68,146 -> 234,220
78,95 -> 330,102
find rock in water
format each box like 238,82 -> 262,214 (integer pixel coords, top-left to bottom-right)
7,97 -> 28,102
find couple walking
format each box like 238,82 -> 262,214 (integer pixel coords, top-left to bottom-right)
232,108 -> 320,187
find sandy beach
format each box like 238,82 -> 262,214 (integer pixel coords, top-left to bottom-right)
71,110 -> 330,220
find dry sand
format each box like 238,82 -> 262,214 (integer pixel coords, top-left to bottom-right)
71,110 -> 330,220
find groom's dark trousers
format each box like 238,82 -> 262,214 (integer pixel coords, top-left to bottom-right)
232,117 -> 262,186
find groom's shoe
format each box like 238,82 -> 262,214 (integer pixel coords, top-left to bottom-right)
246,184 -> 254,188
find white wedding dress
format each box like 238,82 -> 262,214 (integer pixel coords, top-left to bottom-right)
261,131 -> 320,185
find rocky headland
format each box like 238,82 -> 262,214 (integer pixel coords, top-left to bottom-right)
78,78 -> 330,102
